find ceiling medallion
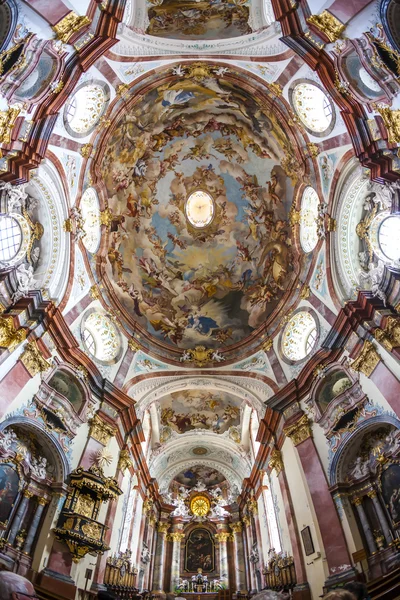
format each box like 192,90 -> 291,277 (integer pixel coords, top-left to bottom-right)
192,447 -> 208,455
185,190 -> 214,229
190,494 -> 211,517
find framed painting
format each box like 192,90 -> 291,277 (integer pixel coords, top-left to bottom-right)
185,528 -> 214,573
0,463 -> 20,526
381,464 -> 400,526
301,526 -> 315,556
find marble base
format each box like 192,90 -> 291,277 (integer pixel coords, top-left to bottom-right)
35,569 -> 76,600
293,582 -> 312,600
323,567 -> 358,592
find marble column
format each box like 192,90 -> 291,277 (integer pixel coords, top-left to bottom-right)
215,531 -> 230,587
8,490 -> 32,545
243,517 -> 257,592
23,497 -> 48,554
269,451 -> 311,600
368,491 -> 392,546
230,522 -> 247,592
170,532 -> 185,592
284,414 -> 356,587
353,498 -> 377,555
152,522 -> 170,593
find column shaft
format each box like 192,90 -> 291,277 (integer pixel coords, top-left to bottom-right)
369,493 -> 392,545
152,531 -> 167,591
23,499 -> 47,554
354,501 -> 377,555
8,493 -> 31,544
170,538 -> 183,592
233,531 -> 247,591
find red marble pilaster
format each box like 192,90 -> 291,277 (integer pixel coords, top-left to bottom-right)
0,361 -> 31,419
369,361 -> 400,416
294,436 -> 352,576
25,0 -> 71,26
327,0 -> 372,24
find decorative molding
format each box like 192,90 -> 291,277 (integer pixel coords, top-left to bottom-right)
307,11 -> 345,43
284,414 -> 312,446
374,317 -> 400,352
89,414 -> 116,446
0,106 -> 21,144
269,448 -> 284,476
53,12 -> 91,44
350,340 -> 381,377
20,341 -> 51,377
376,107 -> 400,144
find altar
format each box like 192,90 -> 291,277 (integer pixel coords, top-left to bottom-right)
180,593 -> 219,600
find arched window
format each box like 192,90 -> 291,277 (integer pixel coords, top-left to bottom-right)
80,188 -> 101,253
291,81 -> 334,135
281,311 -> 318,362
300,186 -> 320,253
263,480 -> 281,552
0,212 -> 30,266
63,82 -> 109,137
81,312 -> 121,362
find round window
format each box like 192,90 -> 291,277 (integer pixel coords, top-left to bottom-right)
300,186 -> 320,253
282,311 -> 318,362
185,190 -> 215,228
378,215 -> 400,262
82,312 -> 121,362
292,82 -> 334,135
80,188 -> 101,253
63,82 -> 109,137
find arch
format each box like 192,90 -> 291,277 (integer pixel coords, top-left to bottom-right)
329,414 -> 400,485
0,416 -> 70,483
0,0 -> 18,53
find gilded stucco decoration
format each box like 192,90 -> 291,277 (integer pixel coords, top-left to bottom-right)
307,11 -> 345,43
350,340 -> 381,377
20,340 -> 51,377
0,316 -> 26,352
269,448 -> 284,475
283,414 -> 313,446
89,414 -> 117,446
52,11 -> 92,44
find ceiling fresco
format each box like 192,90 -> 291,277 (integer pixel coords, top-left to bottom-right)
172,465 -> 227,488
160,390 -> 241,434
146,0 -> 251,40
98,64 -> 309,354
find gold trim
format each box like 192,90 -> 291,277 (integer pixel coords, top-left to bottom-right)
0,316 -> 26,352
20,340 -> 51,377
350,340 -> 381,378
269,448 -> 284,476
53,11 -> 91,43
89,414 -> 116,446
307,11 -> 345,42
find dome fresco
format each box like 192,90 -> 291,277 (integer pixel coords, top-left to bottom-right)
96,64 -> 315,355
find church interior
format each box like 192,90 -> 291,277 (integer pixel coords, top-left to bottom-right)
2,1 -> 400,599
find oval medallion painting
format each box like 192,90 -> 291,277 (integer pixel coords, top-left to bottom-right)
185,191 -> 215,228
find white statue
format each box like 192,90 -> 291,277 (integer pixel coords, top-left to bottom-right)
171,496 -> 191,518
180,350 -> 191,362
141,543 -> 151,564
348,456 -> 369,480
359,260 -> 386,305
31,456 -> 48,479
193,481 -> 207,493
1,429 -> 17,452
13,264 -> 38,302
0,182 -> 28,211
211,350 -> 225,363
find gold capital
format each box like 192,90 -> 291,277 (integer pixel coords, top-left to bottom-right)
215,532 -> 230,543
20,340 -> 51,377
89,414 -> 116,446
0,316 -> 26,352
118,449 -> 133,474
284,414 -> 312,446
242,515 -> 251,527
350,340 -> 381,378
307,11 -> 345,42
23,489 -> 34,499
37,497 -> 49,506
157,522 -> 170,535
170,532 -> 185,542
352,497 -> 363,506
53,11 -> 91,44
230,521 -> 243,534
0,106 -> 21,145
376,107 -> 400,145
